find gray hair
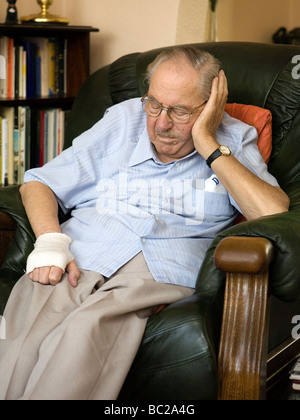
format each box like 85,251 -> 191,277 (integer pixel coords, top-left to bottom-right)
145,46 -> 222,101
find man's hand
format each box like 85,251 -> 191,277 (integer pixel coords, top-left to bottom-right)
26,232 -> 81,287
28,260 -> 81,287
192,70 -> 228,159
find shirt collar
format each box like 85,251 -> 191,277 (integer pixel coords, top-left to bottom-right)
129,127 -> 158,167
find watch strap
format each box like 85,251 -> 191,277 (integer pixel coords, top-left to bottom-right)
206,149 -> 222,168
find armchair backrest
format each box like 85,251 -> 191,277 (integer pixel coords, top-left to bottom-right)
66,42 -> 300,190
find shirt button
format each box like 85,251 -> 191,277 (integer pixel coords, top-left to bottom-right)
155,216 -> 160,221
141,238 -> 147,243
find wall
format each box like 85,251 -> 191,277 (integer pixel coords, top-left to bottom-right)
176,0 -> 211,44
1,0 -> 300,73
217,0 -> 295,44
60,0 -> 180,73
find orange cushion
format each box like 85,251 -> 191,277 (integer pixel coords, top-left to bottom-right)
225,103 -> 273,225
225,103 -> 272,164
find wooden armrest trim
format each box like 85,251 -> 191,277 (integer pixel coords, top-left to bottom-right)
215,236 -> 274,274
216,237 -> 273,400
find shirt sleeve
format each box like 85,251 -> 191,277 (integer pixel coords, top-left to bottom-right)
23,104 -> 123,213
216,114 -> 280,213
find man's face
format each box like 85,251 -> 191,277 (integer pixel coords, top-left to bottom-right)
147,60 -> 205,163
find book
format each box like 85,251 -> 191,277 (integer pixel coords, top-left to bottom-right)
38,109 -> 45,166
0,106 -> 14,184
19,41 -> 36,98
46,109 -> 55,161
0,37 -> 8,98
7,38 -> 14,99
24,106 -> 31,171
1,117 -> 8,186
13,106 -> 27,184
13,107 -> 19,184
57,38 -> 67,96
18,106 -> 26,183
48,38 -> 57,96
0,106 -> 66,182
0,116 -> 2,182
36,38 -> 49,98
1,37 -> 67,100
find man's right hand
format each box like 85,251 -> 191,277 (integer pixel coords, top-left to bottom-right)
28,260 -> 81,287
26,232 -> 80,287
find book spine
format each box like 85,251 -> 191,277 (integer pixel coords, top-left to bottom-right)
57,38 -> 65,96
1,117 -> 8,186
0,116 -> 2,184
13,107 -> 19,184
7,38 -> 14,99
0,37 -> 8,98
18,106 -> 26,184
48,38 -> 57,97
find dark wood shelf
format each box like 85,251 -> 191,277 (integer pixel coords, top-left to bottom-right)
0,96 -> 74,109
0,24 -> 99,180
0,23 -> 99,38
0,24 -> 99,103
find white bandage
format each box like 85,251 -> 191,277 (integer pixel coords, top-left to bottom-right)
26,232 -> 74,274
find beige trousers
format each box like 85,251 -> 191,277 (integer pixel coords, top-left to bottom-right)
0,252 -> 194,400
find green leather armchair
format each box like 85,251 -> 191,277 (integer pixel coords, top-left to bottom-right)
1,42 -> 300,400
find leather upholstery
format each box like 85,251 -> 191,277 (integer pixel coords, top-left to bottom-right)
1,42 -> 300,399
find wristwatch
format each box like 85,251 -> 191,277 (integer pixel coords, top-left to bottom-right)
206,145 -> 231,168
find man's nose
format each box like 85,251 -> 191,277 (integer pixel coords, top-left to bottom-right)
156,109 -> 174,130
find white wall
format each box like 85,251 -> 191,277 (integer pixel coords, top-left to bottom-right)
1,0 -> 300,74
61,0 -> 181,73
217,0 -> 292,44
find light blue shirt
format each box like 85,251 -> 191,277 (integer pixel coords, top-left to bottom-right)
24,98 -> 279,288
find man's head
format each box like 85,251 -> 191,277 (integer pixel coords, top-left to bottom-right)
144,47 -> 221,163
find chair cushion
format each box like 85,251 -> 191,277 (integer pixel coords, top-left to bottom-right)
225,103 -> 273,225
225,103 -> 272,163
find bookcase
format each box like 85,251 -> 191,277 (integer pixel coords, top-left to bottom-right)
0,23 -> 99,186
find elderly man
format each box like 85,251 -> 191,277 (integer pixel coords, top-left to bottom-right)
0,47 -> 289,400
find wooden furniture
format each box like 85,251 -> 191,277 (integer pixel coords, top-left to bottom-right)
0,23 -> 99,108
0,23 -> 99,184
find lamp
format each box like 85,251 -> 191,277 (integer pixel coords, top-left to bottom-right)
20,0 -> 69,25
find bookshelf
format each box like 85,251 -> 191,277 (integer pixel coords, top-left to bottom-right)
0,23 -> 99,185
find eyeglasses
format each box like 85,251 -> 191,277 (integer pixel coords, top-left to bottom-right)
141,94 -> 206,124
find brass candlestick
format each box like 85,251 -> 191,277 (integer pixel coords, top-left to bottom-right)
21,0 -> 69,25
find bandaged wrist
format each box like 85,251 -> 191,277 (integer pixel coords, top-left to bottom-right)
26,232 -> 74,274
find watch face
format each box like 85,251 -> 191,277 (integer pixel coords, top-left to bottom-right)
219,145 -> 231,156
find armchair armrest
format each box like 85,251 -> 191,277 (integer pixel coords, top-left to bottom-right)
0,185 -> 71,275
215,236 -> 273,400
0,211 -> 16,267
197,180 -> 300,302
0,186 -> 35,274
